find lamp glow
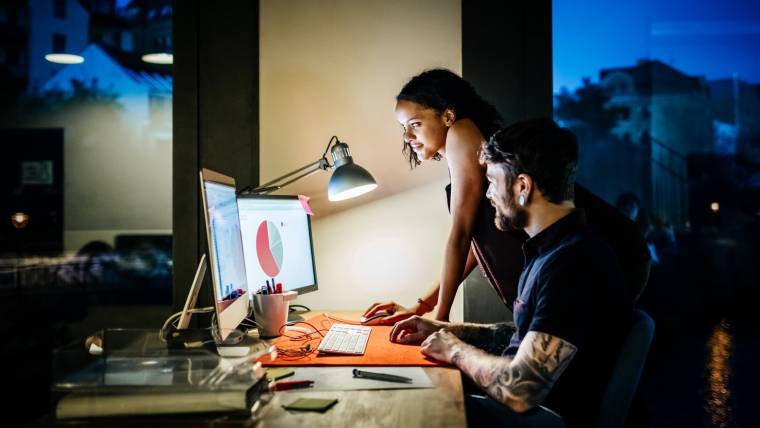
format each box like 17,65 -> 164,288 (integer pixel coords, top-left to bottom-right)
329,183 -> 378,201
11,212 -> 29,229
142,53 -> 173,64
45,53 -> 84,64
710,202 -> 720,213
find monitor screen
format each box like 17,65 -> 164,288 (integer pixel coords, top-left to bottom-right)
237,195 -> 318,294
199,169 -> 249,341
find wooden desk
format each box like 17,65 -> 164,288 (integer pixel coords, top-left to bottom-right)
254,311 -> 466,428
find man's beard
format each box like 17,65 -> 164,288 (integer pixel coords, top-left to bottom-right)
494,192 -> 528,231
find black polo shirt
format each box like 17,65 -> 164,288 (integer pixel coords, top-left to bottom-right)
504,209 -> 632,428
445,183 -> 650,308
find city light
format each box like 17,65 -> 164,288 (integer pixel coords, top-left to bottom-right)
44,53 -> 85,64
142,53 -> 173,64
10,212 -> 29,229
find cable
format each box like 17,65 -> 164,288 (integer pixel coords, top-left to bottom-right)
272,319 -> 330,360
210,312 -> 249,345
324,312 -> 362,325
289,304 -> 311,313
158,307 -> 214,342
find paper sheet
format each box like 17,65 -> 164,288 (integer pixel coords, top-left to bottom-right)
285,366 -> 434,391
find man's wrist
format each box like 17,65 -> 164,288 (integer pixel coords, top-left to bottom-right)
449,341 -> 469,367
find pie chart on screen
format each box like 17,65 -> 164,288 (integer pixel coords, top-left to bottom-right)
256,220 -> 284,277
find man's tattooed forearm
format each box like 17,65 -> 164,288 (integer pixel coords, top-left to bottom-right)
452,322 -> 515,355
456,331 -> 577,411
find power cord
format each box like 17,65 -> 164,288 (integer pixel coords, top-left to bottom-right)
289,304 -> 311,313
159,307 -> 215,342
273,318 -> 331,360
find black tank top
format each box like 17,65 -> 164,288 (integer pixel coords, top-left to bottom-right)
445,183 -> 526,307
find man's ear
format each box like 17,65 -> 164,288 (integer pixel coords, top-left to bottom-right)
443,108 -> 456,126
517,173 -> 534,202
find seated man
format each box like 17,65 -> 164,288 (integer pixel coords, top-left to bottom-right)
390,118 -> 633,427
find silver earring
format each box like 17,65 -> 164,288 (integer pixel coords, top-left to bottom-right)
518,194 -> 525,206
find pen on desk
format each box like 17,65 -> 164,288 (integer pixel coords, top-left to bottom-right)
352,369 -> 412,383
270,380 -> 314,391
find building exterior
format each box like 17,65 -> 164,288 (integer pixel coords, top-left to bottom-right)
81,0 -> 134,53
0,0 -> 30,98
709,77 -> 760,159
40,42 -> 171,139
27,0 -> 89,92
600,59 -> 714,229
124,0 -> 171,55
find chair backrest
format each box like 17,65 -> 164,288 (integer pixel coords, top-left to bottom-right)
596,309 -> 655,428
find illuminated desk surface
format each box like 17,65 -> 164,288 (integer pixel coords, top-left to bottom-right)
254,311 -> 466,428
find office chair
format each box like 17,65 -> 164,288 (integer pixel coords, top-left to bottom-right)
595,309 -> 655,428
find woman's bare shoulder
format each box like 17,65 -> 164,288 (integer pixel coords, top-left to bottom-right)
447,118 -> 485,157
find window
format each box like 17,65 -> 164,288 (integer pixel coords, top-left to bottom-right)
121,31 -> 133,51
53,0 -> 66,19
0,4 -> 174,416
52,33 -> 66,52
554,1 -> 760,426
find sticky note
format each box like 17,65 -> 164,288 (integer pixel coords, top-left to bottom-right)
265,367 -> 295,382
298,194 -> 314,215
283,398 -> 338,413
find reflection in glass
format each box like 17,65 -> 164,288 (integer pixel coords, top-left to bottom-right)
554,1 -> 758,424
705,319 -> 733,428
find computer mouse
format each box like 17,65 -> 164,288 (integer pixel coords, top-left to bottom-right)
360,310 -> 392,324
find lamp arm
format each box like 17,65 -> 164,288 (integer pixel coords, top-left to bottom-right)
237,136 -> 342,195
238,157 -> 331,195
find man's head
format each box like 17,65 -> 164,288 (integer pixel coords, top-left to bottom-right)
481,118 -> 578,232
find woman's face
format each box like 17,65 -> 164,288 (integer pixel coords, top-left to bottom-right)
395,100 -> 450,162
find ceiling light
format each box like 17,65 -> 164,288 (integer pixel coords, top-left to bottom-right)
45,53 -> 85,64
142,53 -> 173,64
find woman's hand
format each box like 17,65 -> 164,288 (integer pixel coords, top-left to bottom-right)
362,301 -> 420,326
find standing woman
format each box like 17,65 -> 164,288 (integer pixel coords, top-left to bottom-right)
363,69 -> 525,324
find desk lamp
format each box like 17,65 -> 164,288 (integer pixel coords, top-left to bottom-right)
238,136 -> 377,200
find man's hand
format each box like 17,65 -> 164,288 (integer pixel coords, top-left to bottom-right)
389,316 -> 447,344
420,329 -> 465,363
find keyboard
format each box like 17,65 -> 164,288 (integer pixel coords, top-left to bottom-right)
317,324 -> 372,355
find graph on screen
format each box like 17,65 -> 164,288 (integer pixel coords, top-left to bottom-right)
256,220 -> 284,277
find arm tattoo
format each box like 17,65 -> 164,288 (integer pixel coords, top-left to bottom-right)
450,322 -> 515,355
453,331 -> 577,413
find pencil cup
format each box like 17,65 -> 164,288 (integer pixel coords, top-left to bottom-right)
252,291 -> 297,338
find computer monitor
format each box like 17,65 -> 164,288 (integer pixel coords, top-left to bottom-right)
237,195 -> 318,295
199,168 -> 250,341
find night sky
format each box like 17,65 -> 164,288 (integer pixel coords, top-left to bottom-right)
553,0 -> 760,92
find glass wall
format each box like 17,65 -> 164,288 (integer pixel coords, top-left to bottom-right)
554,1 -> 759,426
0,0 -> 172,422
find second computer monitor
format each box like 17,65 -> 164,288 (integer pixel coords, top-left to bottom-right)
237,195 -> 318,294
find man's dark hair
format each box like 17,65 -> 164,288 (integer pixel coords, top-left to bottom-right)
397,68 -> 502,169
482,118 -> 578,203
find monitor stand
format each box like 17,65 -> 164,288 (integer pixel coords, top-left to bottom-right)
215,331 -> 256,358
174,255 -> 256,358
287,311 -> 305,322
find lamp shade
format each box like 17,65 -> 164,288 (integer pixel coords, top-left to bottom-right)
327,142 -> 377,201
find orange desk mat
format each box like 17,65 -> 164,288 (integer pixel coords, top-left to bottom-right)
261,313 -> 441,367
